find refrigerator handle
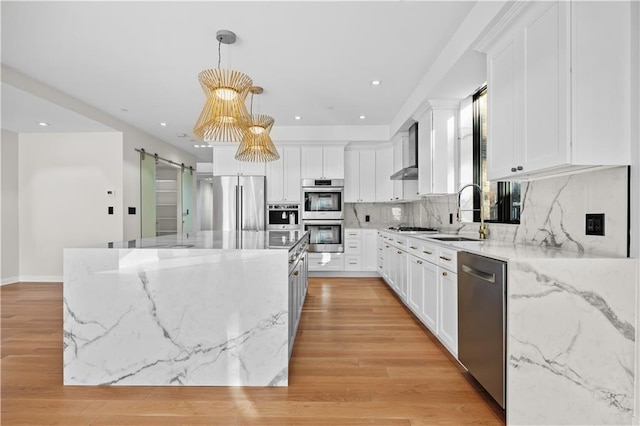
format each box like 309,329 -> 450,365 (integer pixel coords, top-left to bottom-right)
235,185 -> 240,232
239,185 -> 244,231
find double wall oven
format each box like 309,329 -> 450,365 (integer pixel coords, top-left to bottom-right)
301,179 -> 344,253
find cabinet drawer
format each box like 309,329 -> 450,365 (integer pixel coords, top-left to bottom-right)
345,229 -> 362,239
437,247 -> 458,273
344,255 -> 362,271
417,241 -> 438,263
308,253 -> 344,271
344,239 -> 361,255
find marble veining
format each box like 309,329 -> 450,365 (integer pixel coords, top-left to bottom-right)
64,246 -> 290,386
507,259 -> 635,425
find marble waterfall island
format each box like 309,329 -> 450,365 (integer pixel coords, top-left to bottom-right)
63,230 -> 308,386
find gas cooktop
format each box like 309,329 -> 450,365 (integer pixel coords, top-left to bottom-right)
389,226 -> 438,233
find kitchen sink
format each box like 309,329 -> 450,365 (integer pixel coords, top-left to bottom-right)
430,236 -> 480,242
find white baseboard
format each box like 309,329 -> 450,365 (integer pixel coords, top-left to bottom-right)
18,276 -> 63,283
309,271 -> 381,278
0,276 -> 20,286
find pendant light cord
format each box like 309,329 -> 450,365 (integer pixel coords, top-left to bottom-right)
217,38 -> 222,69
250,93 -> 254,115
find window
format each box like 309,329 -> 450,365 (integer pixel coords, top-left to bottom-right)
459,87 -> 520,224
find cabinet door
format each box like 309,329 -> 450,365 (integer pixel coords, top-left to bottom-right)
397,250 -> 408,301
383,243 -> 392,283
344,150 -> 360,202
300,147 -> 324,179
375,147 -> 394,202
213,146 -> 240,175
431,107 -> 457,194
322,146 -> 345,179
421,261 -> 438,332
408,257 -> 423,315
418,110 -> 433,195
283,147 -> 301,202
240,160 -> 266,176
522,1 -> 569,172
438,268 -> 458,356
358,150 -> 376,202
362,230 -> 378,271
265,149 -> 284,202
487,38 -> 520,181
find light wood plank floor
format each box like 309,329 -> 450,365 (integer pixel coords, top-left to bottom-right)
1,278 -> 505,425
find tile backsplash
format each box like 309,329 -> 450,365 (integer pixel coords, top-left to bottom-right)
346,166 -> 629,257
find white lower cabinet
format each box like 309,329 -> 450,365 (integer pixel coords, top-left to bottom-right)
437,267 -> 458,357
344,229 -> 378,272
378,231 -> 458,358
308,253 -> 344,271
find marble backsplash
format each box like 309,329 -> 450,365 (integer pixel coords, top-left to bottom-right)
346,166 -> 629,257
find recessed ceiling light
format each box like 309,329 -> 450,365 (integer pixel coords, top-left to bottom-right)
193,144 -> 199,148
295,116 -> 302,120
177,133 -> 188,138
160,122 -> 168,127
371,80 -> 381,86
359,115 -> 366,120
37,122 -> 50,126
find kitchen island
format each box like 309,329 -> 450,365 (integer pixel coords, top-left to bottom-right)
63,230 -> 308,387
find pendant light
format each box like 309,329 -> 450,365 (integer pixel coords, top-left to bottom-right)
235,86 -> 279,162
193,30 -> 253,142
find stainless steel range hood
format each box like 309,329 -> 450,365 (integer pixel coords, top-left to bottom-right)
391,122 -> 418,180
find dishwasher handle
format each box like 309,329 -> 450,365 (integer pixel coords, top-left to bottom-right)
461,264 -> 496,283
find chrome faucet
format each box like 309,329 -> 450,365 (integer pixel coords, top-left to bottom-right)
457,183 -> 489,240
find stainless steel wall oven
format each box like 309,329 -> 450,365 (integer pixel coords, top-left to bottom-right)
301,179 -> 344,220
303,220 -> 343,253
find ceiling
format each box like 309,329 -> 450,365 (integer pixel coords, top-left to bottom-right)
1,1 -> 480,161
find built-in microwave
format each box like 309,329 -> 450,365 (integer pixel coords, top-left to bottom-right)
303,220 -> 343,253
301,179 -> 344,220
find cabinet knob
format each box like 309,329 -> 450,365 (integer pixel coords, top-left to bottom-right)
511,167 -> 517,172
397,251 -> 402,254
442,271 -> 448,276
417,260 -> 423,265
517,166 -> 523,171
293,271 -> 299,276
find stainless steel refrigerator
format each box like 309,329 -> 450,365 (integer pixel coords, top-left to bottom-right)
211,175 -> 266,231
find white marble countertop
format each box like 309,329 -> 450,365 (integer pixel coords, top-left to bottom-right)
90,230 -> 308,251
379,229 -> 625,261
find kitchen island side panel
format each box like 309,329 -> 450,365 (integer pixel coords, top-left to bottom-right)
63,248 -> 289,386
507,258 -> 636,425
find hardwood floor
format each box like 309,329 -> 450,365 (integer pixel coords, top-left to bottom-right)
1,278 -> 504,425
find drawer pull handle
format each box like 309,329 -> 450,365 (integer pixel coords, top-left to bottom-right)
385,245 -> 390,248
349,246 -> 358,249
440,256 -> 452,261
397,241 -> 404,244
349,262 -> 357,265
397,251 -> 402,254
410,246 -> 417,249
442,271 -> 448,276
423,250 -> 432,255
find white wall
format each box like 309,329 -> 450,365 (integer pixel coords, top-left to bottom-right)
1,129 -> 20,284
2,67 -> 197,241
18,132 -> 123,281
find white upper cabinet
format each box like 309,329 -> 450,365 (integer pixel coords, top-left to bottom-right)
213,145 -> 266,176
300,146 -> 345,179
266,146 -> 301,202
418,102 -> 458,195
480,0 -> 631,181
375,147 -> 394,202
345,149 -> 376,203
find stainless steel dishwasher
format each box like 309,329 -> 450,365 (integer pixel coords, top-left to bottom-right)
458,252 -> 507,409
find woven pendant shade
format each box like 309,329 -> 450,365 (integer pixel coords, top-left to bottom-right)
193,68 -> 253,142
235,114 -> 279,162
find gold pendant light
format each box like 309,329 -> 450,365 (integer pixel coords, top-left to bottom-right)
235,86 -> 279,162
193,30 -> 252,142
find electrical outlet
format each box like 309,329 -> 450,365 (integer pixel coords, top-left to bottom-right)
128,207 -> 136,215
365,215 -> 370,222
108,206 -> 114,215
449,213 -> 454,224
585,213 -> 605,236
